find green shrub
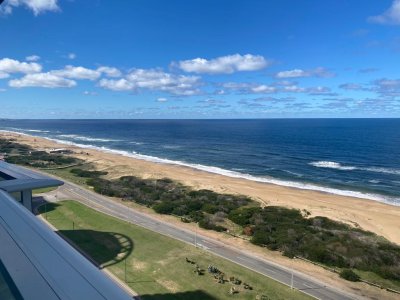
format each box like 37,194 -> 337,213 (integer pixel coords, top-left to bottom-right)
70,168 -> 108,178
198,219 -> 226,232
153,202 -> 175,214
339,269 -> 360,282
74,162 -> 400,283
3,140 -> 81,167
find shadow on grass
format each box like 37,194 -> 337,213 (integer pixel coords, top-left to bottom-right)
58,229 -> 134,268
139,290 -> 218,300
35,200 -> 61,215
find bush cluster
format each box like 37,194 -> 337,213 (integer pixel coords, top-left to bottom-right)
339,269 -> 360,282
6,150 -> 79,168
81,171 -> 400,281
0,138 -> 31,154
228,206 -> 400,281
1,138 -> 82,168
70,168 -> 108,178
85,175 -> 251,231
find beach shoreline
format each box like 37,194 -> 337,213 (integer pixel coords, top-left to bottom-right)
3,129 -> 398,206
2,130 -> 400,245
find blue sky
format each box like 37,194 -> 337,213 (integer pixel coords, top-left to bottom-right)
0,0 -> 400,118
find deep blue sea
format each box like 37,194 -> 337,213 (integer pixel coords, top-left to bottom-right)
1,119 -> 400,205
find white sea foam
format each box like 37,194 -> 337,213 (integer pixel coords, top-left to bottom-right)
309,161 -> 356,170
0,129 -> 31,136
58,134 -> 120,142
310,161 -> 400,176
128,141 -> 144,145
26,129 -> 50,133
5,127 -> 50,133
369,179 -> 380,184
162,145 -> 182,149
364,167 -> 400,175
2,129 -> 399,206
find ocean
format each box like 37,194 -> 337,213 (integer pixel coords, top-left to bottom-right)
1,119 -> 399,206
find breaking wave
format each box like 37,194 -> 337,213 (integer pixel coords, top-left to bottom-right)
58,134 -> 120,142
310,161 -> 400,175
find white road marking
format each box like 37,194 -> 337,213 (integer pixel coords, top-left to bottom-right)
196,243 -> 210,250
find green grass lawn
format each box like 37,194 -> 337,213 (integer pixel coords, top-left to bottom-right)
354,270 -> 400,290
38,200 -> 312,300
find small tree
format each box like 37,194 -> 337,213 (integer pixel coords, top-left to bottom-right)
339,269 -> 360,282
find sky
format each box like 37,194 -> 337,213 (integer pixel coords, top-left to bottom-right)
0,0 -> 400,119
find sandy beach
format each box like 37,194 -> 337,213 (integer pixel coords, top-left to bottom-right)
2,131 -> 399,245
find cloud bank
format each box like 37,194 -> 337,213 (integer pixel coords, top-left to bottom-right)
1,0 -> 59,15
176,54 -> 269,74
369,0 -> 400,25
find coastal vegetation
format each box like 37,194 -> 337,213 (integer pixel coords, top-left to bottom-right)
70,168 -> 108,178
228,206 -> 400,282
1,137 -> 399,289
38,200 -> 311,300
86,175 -> 251,232
6,150 -> 79,168
1,138 -> 81,168
73,167 -> 400,285
339,269 -> 360,282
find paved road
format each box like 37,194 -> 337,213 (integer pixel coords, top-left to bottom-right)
39,180 -> 359,300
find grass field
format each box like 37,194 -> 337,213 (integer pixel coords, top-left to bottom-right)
38,200 -> 312,300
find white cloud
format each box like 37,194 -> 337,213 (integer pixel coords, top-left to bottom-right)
222,80 -> 334,96
127,69 -> 201,95
198,98 -> 226,105
368,0 -> 400,25
98,78 -> 135,91
273,80 -> 297,86
250,84 -> 276,93
222,82 -> 276,94
0,58 -> 42,75
373,78 -> 400,96
276,69 -> 308,78
276,67 -> 334,78
68,53 -> 76,60
25,55 -> 40,62
9,73 -> 76,88
282,85 -> 306,93
24,65 -> 121,82
1,0 -> 59,15
52,65 -> 101,80
177,54 -> 269,74
97,66 -> 122,77
157,97 -> 168,102
281,85 -> 335,95
99,69 -> 201,95
0,88 -> 6,92
307,86 -> 337,96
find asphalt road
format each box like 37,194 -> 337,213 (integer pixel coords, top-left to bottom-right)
40,180 -> 358,300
